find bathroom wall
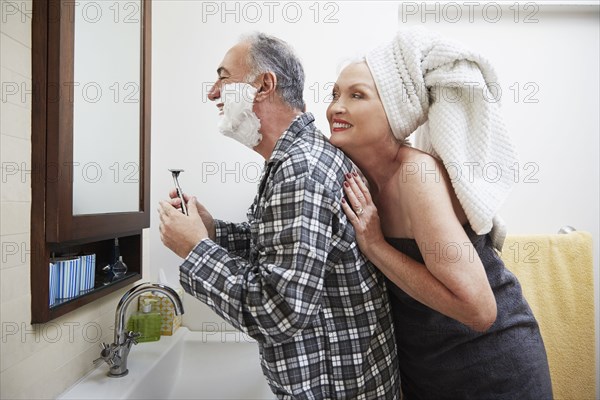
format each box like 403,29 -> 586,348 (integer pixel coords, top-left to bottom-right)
151,1 -> 599,397
0,1 -> 150,398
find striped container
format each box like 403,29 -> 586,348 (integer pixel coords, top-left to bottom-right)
79,254 -> 96,292
49,254 -> 96,306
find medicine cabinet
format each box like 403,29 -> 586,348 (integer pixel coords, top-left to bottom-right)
31,0 -> 151,323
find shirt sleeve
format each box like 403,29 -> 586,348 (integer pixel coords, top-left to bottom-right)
179,176 -> 334,344
213,219 -> 251,258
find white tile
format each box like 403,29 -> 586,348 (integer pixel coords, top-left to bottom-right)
0,2 -> 31,48
0,342 -> 55,399
0,297 -> 113,374
0,66 -> 32,110
88,310 -> 114,344
0,310 -> 114,398
0,32 -> 30,78
0,200 -> 30,235
0,100 -> 31,140
49,314 -> 112,367
0,291 -> 30,327
0,295 -> 50,373
0,134 -> 30,167
97,289 -> 124,317
0,1 -> 32,23
31,325 -> 88,374
0,233 -> 29,269
0,262 -> 29,303
22,0 -> 33,18
0,162 -> 31,203
46,345 -> 100,400
66,298 -> 103,323
0,0 -> 33,21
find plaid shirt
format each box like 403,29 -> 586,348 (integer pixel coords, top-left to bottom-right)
180,113 -> 399,399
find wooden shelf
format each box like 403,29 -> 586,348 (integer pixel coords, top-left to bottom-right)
32,233 -> 143,324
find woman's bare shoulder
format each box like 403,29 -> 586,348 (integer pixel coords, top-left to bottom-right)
400,145 -> 440,162
396,146 -> 445,187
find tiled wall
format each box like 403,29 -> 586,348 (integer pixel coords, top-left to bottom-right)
0,2 -> 148,398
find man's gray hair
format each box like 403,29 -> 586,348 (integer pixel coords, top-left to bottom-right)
242,32 -> 306,111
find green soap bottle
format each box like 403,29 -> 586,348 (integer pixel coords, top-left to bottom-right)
127,298 -> 161,342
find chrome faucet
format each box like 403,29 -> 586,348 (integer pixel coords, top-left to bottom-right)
94,282 -> 184,377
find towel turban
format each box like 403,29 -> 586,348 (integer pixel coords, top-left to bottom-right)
365,27 -> 517,244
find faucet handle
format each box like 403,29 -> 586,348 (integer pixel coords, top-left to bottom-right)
126,331 -> 141,345
94,342 -> 116,366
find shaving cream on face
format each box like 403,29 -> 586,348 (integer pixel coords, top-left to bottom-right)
218,82 -> 262,148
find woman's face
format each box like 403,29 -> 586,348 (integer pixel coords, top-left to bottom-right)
326,62 -> 392,152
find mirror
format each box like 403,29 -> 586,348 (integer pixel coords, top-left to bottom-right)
36,0 -> 150,243
72,0 -> 141,215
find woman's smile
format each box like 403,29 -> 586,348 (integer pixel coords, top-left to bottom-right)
331,118 -> 353,132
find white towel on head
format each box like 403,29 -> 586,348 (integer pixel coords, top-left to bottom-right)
366,27 -> 517,248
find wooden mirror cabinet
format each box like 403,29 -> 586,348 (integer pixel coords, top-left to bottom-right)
31,0 -> 151,323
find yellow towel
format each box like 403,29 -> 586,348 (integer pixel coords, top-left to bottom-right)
501,231 -> 596,400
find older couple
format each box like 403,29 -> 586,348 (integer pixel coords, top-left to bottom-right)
158,31 -> 552,399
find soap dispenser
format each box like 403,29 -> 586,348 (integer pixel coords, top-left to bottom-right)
126,298 -> 161,342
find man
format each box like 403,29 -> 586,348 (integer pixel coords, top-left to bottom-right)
158,32 -> 399,399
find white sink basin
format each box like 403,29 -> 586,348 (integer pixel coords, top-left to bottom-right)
59,327 -> 274,399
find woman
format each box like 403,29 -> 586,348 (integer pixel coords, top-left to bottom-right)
326,28 -> 553,399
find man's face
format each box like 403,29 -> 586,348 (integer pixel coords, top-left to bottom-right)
207,42 -> 252,114
209,42 -> 263,149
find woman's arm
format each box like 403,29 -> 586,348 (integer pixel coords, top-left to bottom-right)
342,158 -> 497,332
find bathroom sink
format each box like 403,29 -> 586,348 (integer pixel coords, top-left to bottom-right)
59,327 -> 274,400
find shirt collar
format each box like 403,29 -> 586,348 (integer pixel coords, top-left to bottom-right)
267,112 -> 316,165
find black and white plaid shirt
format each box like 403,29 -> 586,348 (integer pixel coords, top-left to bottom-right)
180,113 -> 399,399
